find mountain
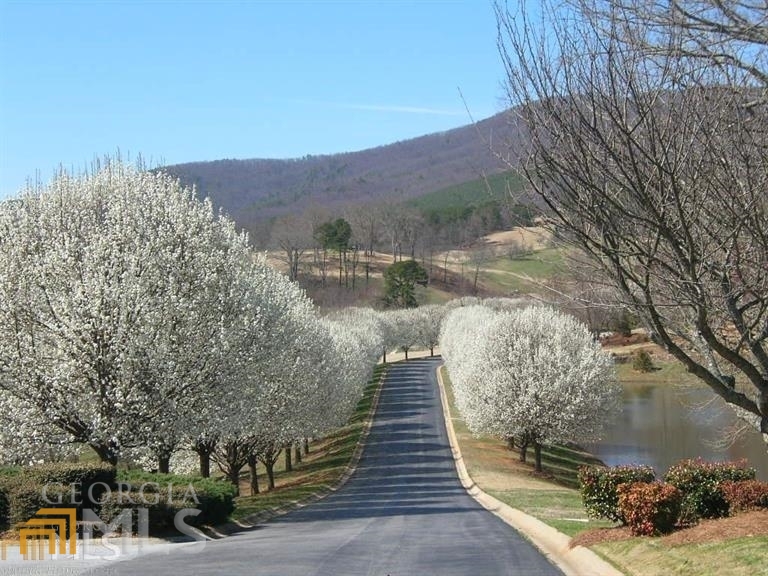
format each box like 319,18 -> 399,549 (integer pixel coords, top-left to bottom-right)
161,110 -> 520,231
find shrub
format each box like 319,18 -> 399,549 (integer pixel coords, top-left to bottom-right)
0,462 -> 117,528
720,480 -> 768,514
27,462 -> 116,507
617,482 -> 683,536
632,350 -> 654,373
664,458 -> 756,521
3,478 -> 78,529
578,464 -> 656,523
115,470 -> 236,530
98,486 -> 192,534
26,462 -> 116,487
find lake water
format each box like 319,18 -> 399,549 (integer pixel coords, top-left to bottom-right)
586,382 -> 768,480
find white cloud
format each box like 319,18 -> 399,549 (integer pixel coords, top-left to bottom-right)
288,99 -> 463,116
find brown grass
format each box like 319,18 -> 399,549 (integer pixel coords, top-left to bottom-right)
572,512 -> 768,549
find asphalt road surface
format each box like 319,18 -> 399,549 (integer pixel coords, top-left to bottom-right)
14,358 -> 563,575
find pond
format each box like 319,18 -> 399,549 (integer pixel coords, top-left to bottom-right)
586,380 -> 768,481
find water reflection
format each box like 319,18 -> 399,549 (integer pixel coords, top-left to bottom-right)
587,382 -> 768,480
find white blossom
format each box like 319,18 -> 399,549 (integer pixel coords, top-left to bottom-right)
441,304 -> 621,464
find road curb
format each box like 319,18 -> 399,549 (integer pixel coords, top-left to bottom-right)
435,365 -> 624,576
215,366 -> 387,533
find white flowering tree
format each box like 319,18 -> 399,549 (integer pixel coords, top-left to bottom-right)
0,164 -> 251,467
440,305 -> 500,436
320,311 -> 383,424
202,258 -> 318,493
412,305 -> 447,357
441,305 -> 621,472
380,309 -> 422,360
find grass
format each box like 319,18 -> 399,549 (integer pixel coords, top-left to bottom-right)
614,357 -> 698,387
477,248 -> 565,294
489,488 -> 598,537
231,364 -> 385,521
593,536 -> 768,576
484,248 -> 564,277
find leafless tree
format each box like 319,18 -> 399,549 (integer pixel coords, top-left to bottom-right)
270,214 -> 313,281
497,0 -> 768,446
346,202 -> 383,285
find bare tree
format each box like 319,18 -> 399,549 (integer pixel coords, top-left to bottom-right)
270,214 -> 313,281
594,1 -> 768,90
496,0 -> 768,446
346,203 -> 382,286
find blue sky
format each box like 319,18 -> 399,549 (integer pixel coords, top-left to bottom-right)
0,1 -> 509,198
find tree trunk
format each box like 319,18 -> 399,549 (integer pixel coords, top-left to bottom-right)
404,348 -> 409,361
294,443 -> 302,464
533,442 -> 543,473
430,346 -> 434,357
89,441 -> 119,466
247,454 -> 259,495
194,438 -> 216,478
199,452 -> 211,478
284,445 -> 293,472
193,437 -> 216,478
158,455 -> 170,474
303,438 -> 310,455
506,436 -> 516,450
257,444 -> 280,491
228,467 -> 241,494
214,440 -> 247,496
519,440 -> 529,463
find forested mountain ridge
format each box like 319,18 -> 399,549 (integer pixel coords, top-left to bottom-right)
161,110 -> 519,230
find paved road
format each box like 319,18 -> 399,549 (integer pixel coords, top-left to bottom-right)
10,359 -> 563,575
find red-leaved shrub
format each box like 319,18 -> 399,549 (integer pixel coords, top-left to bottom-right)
720,480 -> 768,514
617,482 -> 682,536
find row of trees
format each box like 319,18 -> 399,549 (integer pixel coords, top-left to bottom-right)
0,165 -> 386,494
0,171 -> 486,493
269,199 -> 514,292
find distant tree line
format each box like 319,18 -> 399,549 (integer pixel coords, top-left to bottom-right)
267,193 -> 537,302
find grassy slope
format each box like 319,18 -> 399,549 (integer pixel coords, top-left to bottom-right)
593,536 -> 768,576
479,248 -> 564,294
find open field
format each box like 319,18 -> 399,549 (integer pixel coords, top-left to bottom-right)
266,225 -> 565,308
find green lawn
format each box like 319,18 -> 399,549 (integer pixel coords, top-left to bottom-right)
476,248 -> 565,294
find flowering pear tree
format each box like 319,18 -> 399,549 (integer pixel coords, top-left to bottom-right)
207,258 -> 320,493
441,305 -> 621,471
440,305 -> 500,433
0,164 -> 252,466
413,305 -> 447,356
